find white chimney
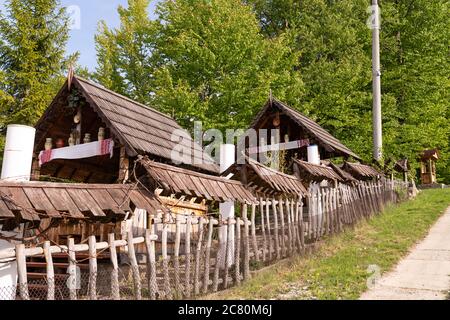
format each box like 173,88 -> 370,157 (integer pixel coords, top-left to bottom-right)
307,144 -> 320,165
1,125 -> 36,181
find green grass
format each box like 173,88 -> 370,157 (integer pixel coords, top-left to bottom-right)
205,189 -> 450,300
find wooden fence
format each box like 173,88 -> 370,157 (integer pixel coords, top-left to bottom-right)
0,179 -> 408,300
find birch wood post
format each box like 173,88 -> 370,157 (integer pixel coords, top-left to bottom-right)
235,217 -> 241,286
324,190 -> 330,235
127,229 -> 142,300
203,218 -> 214,294
292,200 -> 300,253
193,217 -> 204,296
250,203 -> 259,261
212,220 -> 222,292
161,216 -> 171,299
67,238 -> 77,300
184,215 -> 192,298
88,235 -> 97,300
271,199 -> 280,259
174,215 -> 182,297
285,198 -> 293,256
265,200 -> 273,260
260,198 -> 267,262
108,233 -> 120,300
306,193 -> 312,240
43,241 -> 55,300
278,197 -> 286,257
15,244 -> 29,300
223,218 -> 232,289
299,200 -> 305,252
242,203 -> 251,280
144,229 -> 157,300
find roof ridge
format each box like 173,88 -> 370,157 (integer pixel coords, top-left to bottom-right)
74,76 -> 175,122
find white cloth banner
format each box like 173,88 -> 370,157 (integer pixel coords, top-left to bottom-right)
39,138 -> 114,166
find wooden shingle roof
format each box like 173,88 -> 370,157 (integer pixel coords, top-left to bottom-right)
342,162 -> 381,180
250,98 -> 361,160
139,157 -> 256,203
0,182 -> 163,223
293,159 -> 342,182
326,162 -> 357,182
35,76 -> 218,174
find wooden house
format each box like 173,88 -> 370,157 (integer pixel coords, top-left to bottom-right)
419,149 -> 439,185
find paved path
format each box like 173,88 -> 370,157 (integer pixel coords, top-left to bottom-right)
360,206 -> 450,300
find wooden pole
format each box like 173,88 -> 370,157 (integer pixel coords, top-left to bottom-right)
16,244 -> 29,300
88,235 -> 97,300
260,198 -> 267,262
67,238 -> 77,300
242,203 -> 250,280
43,241 -> 55,300
250,203 -> 259,261
223,218 -> 232,289
266,199 -> 273,260
174,215 -> 182,297
278,197 -> 286,257
144,229 -> 157,300
193,217 -> 204,296
235,217 -> 241,286
161,216 -> 171,299
272,199 -> 280,259
203,218 -> 214,294
127,229 -> 142,300
212,220 -> 222,292
299,200 -> 305,252
184,215 -> 192,298
108,233 -> 120,300
285,198 -> 293,255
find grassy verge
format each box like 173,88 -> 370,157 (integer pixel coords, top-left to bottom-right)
204,189 -> 450,300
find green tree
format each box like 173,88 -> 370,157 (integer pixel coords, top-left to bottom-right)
94,0 -> 156,104
0,0 -> 74,126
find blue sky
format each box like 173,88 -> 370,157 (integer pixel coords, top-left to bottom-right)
0,0 -> 159,71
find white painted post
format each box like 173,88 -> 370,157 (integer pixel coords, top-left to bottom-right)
219,144 -> 235,267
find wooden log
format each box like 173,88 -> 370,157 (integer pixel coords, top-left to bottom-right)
242,203 -> 250,280
259,198 -> 267,262
184,215 -> 192,298
285,198 -> 293,256
144,229 -> 157,300
67,238 -> 77,300
299,200 -> 305,252
43,241 -> 55,300
250,203 -> 259,261
235,217 -> 241,286
266,199 -> 273,260
127,229 -> 142,300
271,199 -> 280,259
16,244 -> 29,300
161,217 -> 171,299
212,220 -> 222,292
223,218 -> 232,289
293,200 -> 300,253
278,197 -> 286,257
193,217 -> 204,296
108,233 -> 120,300
174,215 -> 182,297
88,235 -> 97,300
203,218 -> 214,294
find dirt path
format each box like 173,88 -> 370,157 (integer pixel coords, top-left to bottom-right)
360,205 -> 450,300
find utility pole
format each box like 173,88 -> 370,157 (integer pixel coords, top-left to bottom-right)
371,0 -> 382,161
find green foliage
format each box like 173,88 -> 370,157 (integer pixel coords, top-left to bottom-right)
247,0 -> 450,183
0,0 -> 74,127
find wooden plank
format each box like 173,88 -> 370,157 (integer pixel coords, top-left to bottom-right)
42,188 -> 84,218
185,215 -> 192,297
43,241 -> 55,300
189,176 -> 213,200
161,215 -> 171,299
16,244 -> 29,300
88,235 -> 97,300
250,203 -> 259,261
108,233 -> 120,300
22,187 -> 60,217
87,189 -> 126,215
67,238 -> 77,300
203,218 -> 214,294
0,198 -> 15,218
66,188 -> 105,217
127,229 -> 142,300
145,228 -> 157,300
2,187 -> 38,220
193,217 -> 204,296
106,188 -> 132,212
242,203 -> 250,280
